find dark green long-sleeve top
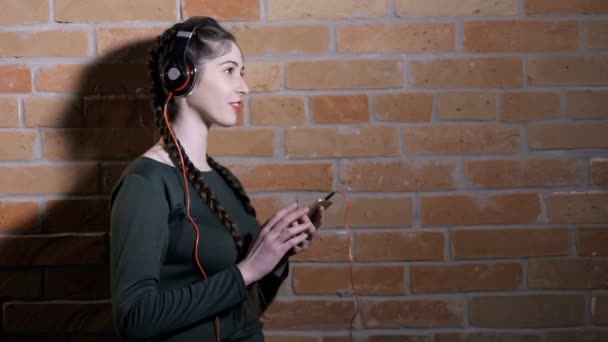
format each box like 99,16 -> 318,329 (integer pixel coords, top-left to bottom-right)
110,156 -> 287,341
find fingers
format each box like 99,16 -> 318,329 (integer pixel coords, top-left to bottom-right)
283,231 -> 310,253
279,222 -> 313,243
264,202 -> 298,232
274,206 -> 310,232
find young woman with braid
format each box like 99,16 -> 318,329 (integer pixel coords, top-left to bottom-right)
110,16 -> 324,341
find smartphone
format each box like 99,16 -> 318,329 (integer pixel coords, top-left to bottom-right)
307,191 -> 335,218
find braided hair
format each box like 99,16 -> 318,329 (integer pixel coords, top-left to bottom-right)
147,17 -> 265,315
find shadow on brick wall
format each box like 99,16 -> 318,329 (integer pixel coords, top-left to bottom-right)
2,38 -> 160,342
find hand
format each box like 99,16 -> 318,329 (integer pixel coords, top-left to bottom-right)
237,203 -> 313,286
286,206 -> 324,256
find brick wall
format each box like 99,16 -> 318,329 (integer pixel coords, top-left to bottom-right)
1,0 -> 607,341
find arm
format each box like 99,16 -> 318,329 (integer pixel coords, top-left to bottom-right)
110,175 -> 248,341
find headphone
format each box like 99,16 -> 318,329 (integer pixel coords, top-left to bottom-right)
160,20 -> 200,97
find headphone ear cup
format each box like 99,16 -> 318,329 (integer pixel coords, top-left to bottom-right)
161,56 -> 197,96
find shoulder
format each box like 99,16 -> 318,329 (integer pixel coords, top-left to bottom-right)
110,157 -> 176,207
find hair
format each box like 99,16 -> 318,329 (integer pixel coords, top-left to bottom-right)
147,16 -> 264,315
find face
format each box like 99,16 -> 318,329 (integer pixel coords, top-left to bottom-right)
185,41 -> 249,127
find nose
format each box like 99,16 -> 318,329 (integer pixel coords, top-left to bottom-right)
236,74 -> 249,95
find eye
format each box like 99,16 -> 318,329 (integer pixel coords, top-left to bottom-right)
224,67 -> 234,74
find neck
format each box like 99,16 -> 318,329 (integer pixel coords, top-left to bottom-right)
162,104 -> 212,172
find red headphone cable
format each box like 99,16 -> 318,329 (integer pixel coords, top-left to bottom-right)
332,190 -> 359,341
163,93 -> 221,342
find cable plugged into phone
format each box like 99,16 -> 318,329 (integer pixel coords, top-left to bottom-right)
306,190 -> 359,341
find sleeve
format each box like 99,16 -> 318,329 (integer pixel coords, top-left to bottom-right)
257,259 -> 289,313
110,174 -> 248,341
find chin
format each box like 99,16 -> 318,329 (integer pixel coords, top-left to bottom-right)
215,115 -> 238,127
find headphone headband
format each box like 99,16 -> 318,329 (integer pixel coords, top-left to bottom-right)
160,20 -> 201,96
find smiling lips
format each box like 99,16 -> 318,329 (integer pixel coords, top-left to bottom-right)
229,101 -> 242,111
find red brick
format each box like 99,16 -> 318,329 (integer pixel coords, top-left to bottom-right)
286,126 -> 399,158
45,267 -> 110,299
291,232 -> 351,262
4,301 -> 112,333
319,197 -> 413,228
411,262 -> 523,293
55,0 -> 175,22
0,234 -> 106,266
356,231 -> 445,261
84,96 -> 152,128
528,259 -> 608,289
548,331 -> 608,342
267,0 -> 389,20
36,64 -> 147,94
325,336 -> 430,342
226,162 -> 333,191
0,201 -> 41,233
593,295 -> 608,324
404,125 -> 520,154
587,21 -> 608,49
465,159 -> 584,188
24,96 -> 83,128
244,62 -> 282,92
0,164 -> 98,195
184,0 -> 259,20
293,265 -> 405,295
0,30 -> 89,57
452,228 -> 570,259
528,123 -> 608,149
0,131 -> 37,160
262,300 -> 355,329
470,295 -> 585,327
412,58 -> 523,88
232,25 -> 329,55
250,197 -> 285,225
45,199 -> 110,233
374,93 -> 433,122
286,60 -> 403,89
250,96 -> 306,126
0,65 -> 31,93
340,160 -> 457,191
591,159 -> 608,187
0,97 -> 19,127
464,21 -> 578,52
568,91 -> 608,119
96,27 -> 162,60
0,0 -> 49,24
578,227 -> 608,257
438,92 -> 496,121
0,271 -> 42,299
528,57 -> 608,86
338,23 -> 454,53
526,0 -> 608,14
437,332 -> 541,342
311,95 -> 369,124
422,193 -> 541,226
501,92 -> 560,122
265,337 -> 316,342
395,0 -> 519,17
208,128 -> 276,157
547,192 -> 608,223
362,299 -> 465,328
44,128 -> 154,159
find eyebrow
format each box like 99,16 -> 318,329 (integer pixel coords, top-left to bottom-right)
220,60 -> 245,70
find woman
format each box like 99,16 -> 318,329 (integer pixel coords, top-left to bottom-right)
110,16 -> 323,341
